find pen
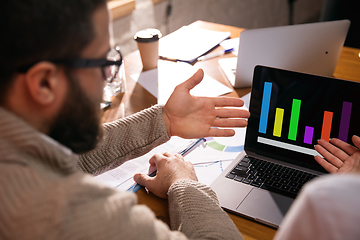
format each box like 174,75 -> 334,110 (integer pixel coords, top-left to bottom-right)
127,170 -> 157,192
127,138 -> 206,192
197,48 -> 234,61
179,138 -> 206,156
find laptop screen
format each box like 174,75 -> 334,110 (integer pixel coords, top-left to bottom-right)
245,65 -> 360,173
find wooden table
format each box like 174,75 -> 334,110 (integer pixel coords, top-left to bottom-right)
103,20 -> 360,240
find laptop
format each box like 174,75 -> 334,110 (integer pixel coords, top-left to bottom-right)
211,65 -> 360,228
218,20 -> 350,88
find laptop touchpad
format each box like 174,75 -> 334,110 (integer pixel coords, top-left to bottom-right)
212,179 -> 252,211
236,188 -> 293,227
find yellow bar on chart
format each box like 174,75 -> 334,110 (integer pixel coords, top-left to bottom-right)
273,108 -> 284,137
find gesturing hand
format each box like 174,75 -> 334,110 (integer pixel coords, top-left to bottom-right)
162,69 -> 250,139
133,152 -> 197,198
314,135 -> 360,174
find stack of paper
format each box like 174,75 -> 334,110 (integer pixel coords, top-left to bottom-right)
159,26 -> 230,63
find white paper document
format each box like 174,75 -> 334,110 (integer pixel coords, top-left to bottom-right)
218,57 -> 237,86
94,136 -> 193,191
220,37 -> 239,56
184,127 -> 246,185
159,26 -> 230,63
94,123 -> 247,190
131,61 -> 233,105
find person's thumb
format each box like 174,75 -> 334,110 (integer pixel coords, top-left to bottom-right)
133,173 -> 152,187
353,135 -> 360,148
181,68 -> 204,91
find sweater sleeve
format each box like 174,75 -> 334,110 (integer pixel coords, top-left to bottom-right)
60,177 -> 243,240
0,164 -> 223,240
78,105 -> 170,175
274,174 -> 360,240
168,180 -> 243,240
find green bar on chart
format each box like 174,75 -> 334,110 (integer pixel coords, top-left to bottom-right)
273,108 -> 284,137
207,141 -> 226,151
288,99 -> 301,141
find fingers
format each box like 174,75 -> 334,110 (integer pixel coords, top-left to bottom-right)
134,152 -> 196,198
212,108 -> 250,128
314,142 -> 344,170
213,118 -> 248,128
314,137 -> 360,174
314,138 -> 355,173
316,139 -> 349,165
329,138 -> 358,156
180,69 -> 204,91
213,97 -> 245,108
314,155 -> 338,173
212,108 -> 249,128
134,153 -> 163,188
215,108 -> 250,119
208,128 -> 236,137
148,153 -> 159,168
133,173 -> 152,187
352,135 -> 360,149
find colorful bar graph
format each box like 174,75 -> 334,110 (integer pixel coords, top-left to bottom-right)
259,82 -> 272,134
321,111 -> 333,141
304,126 -> 314,144
338,101 -> 352,142
273,108 -> 284,137
288,99 -> 301,141
257,82 -> 354,146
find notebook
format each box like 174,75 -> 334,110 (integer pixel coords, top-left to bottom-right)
210,65 -> 360,228
218,20 -> 350,88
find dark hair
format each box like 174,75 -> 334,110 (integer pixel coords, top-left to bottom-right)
0,0 -> 106,104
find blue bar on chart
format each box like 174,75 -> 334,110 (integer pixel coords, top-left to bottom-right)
338,101 -> 352,142
259,82 -> 272,134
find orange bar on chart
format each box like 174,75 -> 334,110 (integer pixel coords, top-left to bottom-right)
321,111 -> 333,142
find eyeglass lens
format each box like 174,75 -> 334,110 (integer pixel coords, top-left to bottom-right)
104,48 -> 122,82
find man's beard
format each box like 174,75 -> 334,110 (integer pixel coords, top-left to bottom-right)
49,71 -> 103,154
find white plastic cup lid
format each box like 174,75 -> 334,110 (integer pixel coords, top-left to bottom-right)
134,28 -> 162,43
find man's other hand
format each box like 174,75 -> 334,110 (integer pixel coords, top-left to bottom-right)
133,152 -> 197,198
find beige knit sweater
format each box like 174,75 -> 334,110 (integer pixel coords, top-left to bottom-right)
0,105 -> 243,240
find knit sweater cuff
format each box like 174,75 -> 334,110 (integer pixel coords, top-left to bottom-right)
167,180 -> 219,203
167,180 -> 243,239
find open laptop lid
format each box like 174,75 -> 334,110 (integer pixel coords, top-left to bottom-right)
234,20 -> 350,88
245,65 -> 360,173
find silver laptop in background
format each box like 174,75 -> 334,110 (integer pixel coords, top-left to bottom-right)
211,65 -> 360,228
227,20 -> 350,88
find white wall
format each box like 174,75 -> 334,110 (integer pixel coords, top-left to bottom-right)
112,0 -> 325,55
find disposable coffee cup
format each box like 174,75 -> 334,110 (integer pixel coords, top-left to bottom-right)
134,28 -> 162,71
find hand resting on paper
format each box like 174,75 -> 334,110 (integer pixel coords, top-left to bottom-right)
314,135 -> 360,174
162,68 -> 250,139
134,152 -> 197,198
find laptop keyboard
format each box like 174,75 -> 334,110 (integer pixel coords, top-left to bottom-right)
225,155 -> 318,198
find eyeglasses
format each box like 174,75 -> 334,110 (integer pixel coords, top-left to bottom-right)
16,46 -> 123,83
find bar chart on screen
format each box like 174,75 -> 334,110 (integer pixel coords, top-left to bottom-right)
257,81 -> 353,156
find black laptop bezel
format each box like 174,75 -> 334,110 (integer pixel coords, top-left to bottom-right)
245,65 -> 360,173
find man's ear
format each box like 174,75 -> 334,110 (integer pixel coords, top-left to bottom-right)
24,62 -> 64,106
